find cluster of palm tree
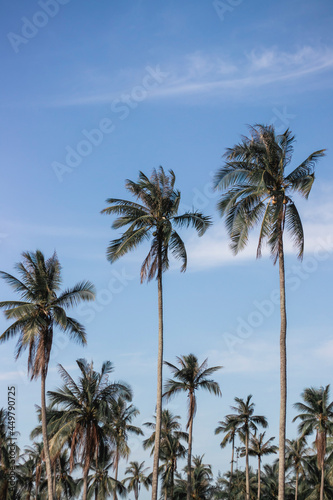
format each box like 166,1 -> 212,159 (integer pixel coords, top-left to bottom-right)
0,124 -> 328,499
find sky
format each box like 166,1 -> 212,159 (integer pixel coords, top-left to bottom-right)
1,0 -> 333,497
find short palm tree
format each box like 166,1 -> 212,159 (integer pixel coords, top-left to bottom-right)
101,167 -> 211,500
123,461 -> 151,500
0,250 -> 95,499
214,125 -> 325,500
227,395 -> 268,500
108,396 -> 143,500
163,354 -> 222,500
87,448 -> 125,500
215,416 -> 238,480
293,385 -> 333,500
245,432 -> 278,499
47,358 -> 131,500
285,436 -> 309,500
143,409 -> 188,500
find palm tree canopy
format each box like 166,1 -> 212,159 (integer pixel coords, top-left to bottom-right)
101,167 -> 212,282
0,250 -> 95,378
214,124 -> 325,261
163,354 -> 222,428
293,385 -> 333,468
47,358 -> 132,473
227,395 -> 268,435
215,415 -> 238,448
143,409 -> 188,453
245,432 -> 278,458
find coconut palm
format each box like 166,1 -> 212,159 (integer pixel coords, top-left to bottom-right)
293,385 -> 333,500
101,167 -> 211,500
143,409 -> 188,500
107,396 -> 143,500
163,354 -> 222,500
227,395 -> 268,500
214,125 -> 325,500
174,455 -> 214,500
123,461 -> 151,500
285,436 -> 309,500
215,416 -> 238,483
47,358 -> 131,500
245,432 -> 278,499
0,250 -> 95,499
87,448 -> 126,500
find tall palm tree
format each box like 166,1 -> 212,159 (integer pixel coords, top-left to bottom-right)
214,125 -> 325,500
123,461 -> 151,500
227,395 -> 268,500
108,396 -> 143,500
0,250 -> 95,499
285,436 -> 309,500
101,167 -> 211,500
173,455 -> 214,500
245,432 -> 278,499
215,416 -> 238,480
143,409 -> 188,500
293,385 -> 333,500
163,354 -> 222,500
47,358 -> 131,500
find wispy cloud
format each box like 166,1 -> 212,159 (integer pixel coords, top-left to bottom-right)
46,45 -> 333,107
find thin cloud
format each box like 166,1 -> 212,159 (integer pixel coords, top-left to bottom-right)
45,45 -> 333,107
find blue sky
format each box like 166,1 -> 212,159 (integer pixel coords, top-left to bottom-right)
1,0 -> 333,496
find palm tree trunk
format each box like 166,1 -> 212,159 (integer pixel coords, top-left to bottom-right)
295,470 -> 298,500
187,411 -> 194,500
113,449 -> 119,500
83,468 -> 89,500
151,249 -> 164,500
257,455 -> 261,500
320,460 -> 324,500
278,234 -> 287,500
245,431 -> 250,500
135,481 -> 139,500
41,365 -> 55,500
231,435 -> 235,477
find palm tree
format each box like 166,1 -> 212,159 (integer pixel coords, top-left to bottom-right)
87,448 -> 125,500
0,250 -> 95,499
293,385 -> 333,500
215,416 -> 238,481
47,358 -> 131,500
163,354 -> 222,500
227,395 -> 268,500
285,436 -> 309,500
214,125 -> 325,500
101,167 -> 211,500
245,432 -> 278,499
143,409 -> 188,500
108,396 -> 143,500
123,461 -> 151,500
173,455 -> 214,500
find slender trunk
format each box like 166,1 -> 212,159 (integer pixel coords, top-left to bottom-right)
113,449 -> 119,500
257,455 -> 261,500
187,411 -> 194,500
41,366 -> 54,500
320,459 -> 324,500
295,470 -> 298,500
95,486 -> 98,500
230,435 -> 234,496
164,485 -> 168,500
151,251 -> 164,500
245,431 -> 249,500
53,460 -> 56,496
135,481 -> 139,500
82,467 -> 89,500
278,234 -> 287,500
170,461 -> 174,500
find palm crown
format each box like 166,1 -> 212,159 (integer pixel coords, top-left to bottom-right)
0,250 -> 95,378
101,167 -> 212,281
214,124 -> 325,261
